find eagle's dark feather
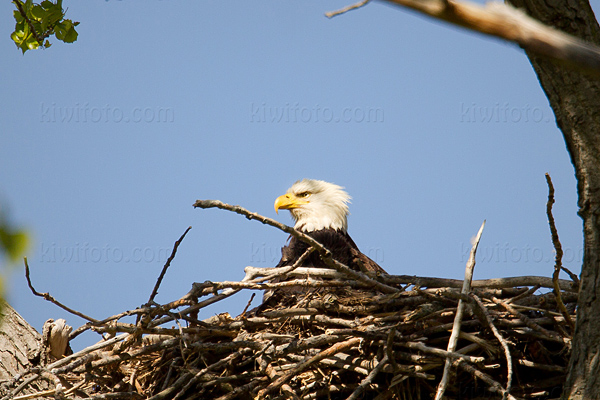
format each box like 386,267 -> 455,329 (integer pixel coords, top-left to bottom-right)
260,228 -> 386,310
276,228 -> 386,274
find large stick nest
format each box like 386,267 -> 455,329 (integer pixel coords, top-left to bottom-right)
0,196 -> 578,400
1,266 -> 577,400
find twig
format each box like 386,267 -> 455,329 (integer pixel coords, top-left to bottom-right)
384,274 -> 576,292
504,284 -> 540,304
400,342 -> 485,363
457,360 -> 517,400
24,257 -> 100,323
518,359 -> 565,373
172,351 -> 246,400
470,294 -> 513,399
545,173 -> 575,331
214,377 -> 267,400
325,0 -> 371,18
190,278 -> 375,292
1,373 -> 43,400
435,220 -> 485,400
256,337 -> 362,398
491,297 -> 564,342
386,324 -> 400,372
147,226 -> 192,305
240,293 -> 256,317
346,354 -> 388,400
193,199 -> 398,294
48,333 -> 129,373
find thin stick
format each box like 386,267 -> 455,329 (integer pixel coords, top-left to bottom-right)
457,360 -> 518,400
346,354 -> 388,400
435,220 -> 485,400
256,337 -> 362,398
240,293 -> 256,317
325,0 -> 371,18
147,226 -> 192,305
400,342 -> 485,363
47,333 -> 129,373
172,352 -> 241,400
545,173 -> 575,331
491,297 -> 563,342
24,257 -> 100,324
471,294 -> 513,399
248,266 -> 576,291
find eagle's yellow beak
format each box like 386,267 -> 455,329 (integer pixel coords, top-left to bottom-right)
274,193 -> 308,214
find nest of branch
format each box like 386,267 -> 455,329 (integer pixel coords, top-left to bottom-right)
2,187 -> 577,400
2,267 -> 577,400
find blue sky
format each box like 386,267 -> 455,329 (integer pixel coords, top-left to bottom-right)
1,0 -> 595,349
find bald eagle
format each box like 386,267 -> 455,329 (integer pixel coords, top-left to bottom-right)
256,179 -> 386,311
273,179 -> 387,275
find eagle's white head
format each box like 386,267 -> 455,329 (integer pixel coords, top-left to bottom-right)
274,179 -> 350,232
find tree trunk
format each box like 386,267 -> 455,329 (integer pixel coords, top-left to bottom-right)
505,1 -> 600,398
0,302 -> 46,396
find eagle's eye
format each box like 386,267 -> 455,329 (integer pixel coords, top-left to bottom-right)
298,192 -> 311,198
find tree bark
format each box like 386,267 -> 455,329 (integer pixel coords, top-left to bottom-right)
0,302 -> 46,396
504,1 -> 600,398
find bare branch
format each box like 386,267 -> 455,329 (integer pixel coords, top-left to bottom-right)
545,173 -> 575,331
471,294 -> 513,399
146,226 -> 192,305
346,354 -> 388,400
24,257 -> 100,324
435,220 -> 485,400
325,0 -> 371,18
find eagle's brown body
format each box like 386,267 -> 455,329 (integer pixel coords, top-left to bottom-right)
258,179 -> 387,311
276,228 -> 386,274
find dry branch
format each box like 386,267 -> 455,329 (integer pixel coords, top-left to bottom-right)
545,173 -> 575,331
435,220 -> 485,400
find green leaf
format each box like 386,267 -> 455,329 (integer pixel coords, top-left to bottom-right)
45,7 -> 64,26
0,223 -> 29,263
5,231 -> 29,262
54,20 -> 65,40
25,34 -> 39,50
61,19 -> 78,43
30,4 -> 46,20
13,9 -> 24,23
